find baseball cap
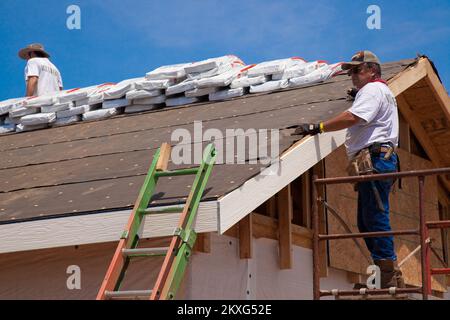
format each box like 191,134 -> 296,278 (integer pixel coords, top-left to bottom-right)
341,50 -> 380,70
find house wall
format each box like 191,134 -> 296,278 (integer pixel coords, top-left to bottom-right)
0,233 -> 352,300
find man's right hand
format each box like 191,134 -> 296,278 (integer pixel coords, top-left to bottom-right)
347,87 -> 359,100
286,123 -> 322,136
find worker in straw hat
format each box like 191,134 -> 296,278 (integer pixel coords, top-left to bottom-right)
291,50 -> 405,289
18,43 -> 63,97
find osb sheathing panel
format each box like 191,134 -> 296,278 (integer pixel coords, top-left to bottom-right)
326,146 -> 446,292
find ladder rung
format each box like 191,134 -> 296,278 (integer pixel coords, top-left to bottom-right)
155,168 -> 199,177
122,247 -> 169,257
143,204 -> 185,214
104,290 -> 152,299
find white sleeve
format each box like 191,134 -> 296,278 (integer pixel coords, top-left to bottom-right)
57,71 -> 63,88
25,60 -> 40,79
349,86 -> 382,123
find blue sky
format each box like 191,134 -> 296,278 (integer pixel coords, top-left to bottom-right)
0,0 -> 449,100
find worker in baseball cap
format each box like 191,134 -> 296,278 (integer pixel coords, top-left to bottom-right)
18,43 -> 63,97
291,50 -> 404,289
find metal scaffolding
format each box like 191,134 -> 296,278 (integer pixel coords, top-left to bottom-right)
312,167 -> 450,300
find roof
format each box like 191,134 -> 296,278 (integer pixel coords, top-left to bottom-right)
0,58 -> 416,225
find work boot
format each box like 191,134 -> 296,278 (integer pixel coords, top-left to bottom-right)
374,259 -> 397,288
353,282 -> 368,290
394,261 -> 406,288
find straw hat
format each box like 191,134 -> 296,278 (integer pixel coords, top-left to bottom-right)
18,43 -> 50,60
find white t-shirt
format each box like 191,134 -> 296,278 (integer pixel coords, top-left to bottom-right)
345,81 -> 399,159
24,57 -> 63,96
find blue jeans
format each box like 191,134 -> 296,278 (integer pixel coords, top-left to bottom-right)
357,151 -> 398,261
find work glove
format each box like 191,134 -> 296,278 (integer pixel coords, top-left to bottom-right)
286,123 -> 323,136
347,87 -> 359,101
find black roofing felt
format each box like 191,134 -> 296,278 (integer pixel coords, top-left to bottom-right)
0,59 -> 416,224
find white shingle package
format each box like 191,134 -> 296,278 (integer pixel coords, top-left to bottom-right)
230,75 -> 269,89
145,63 -> 190,80
185,87 -> 219,98
20,112 -> 56,125
103,78 -> 144,100
56,105 -> 91,118
52,115 -> 82,127
289,63 -> 343,88
271,60 -> 328,80
250,79 -> 289,93
133,95 -> 166,105
135,79 -> 174,90
82,108 -> 119,121
81,83 -> 117,105
16,123 -> 48,133
9,105 -> 39,117
41,102 -> 74,113
125,89 -> 163,100
247,57 -> 306,77
124,104 -> 159,114
24,95 -> 56,107
209,87 -> 245,101
166,96 -> 200,107
196,66 -> 243,88
185,55 -> 245,80
0,98 -> 25,116
57,88 -> 89,104
102,98 -> 131,109
165,79 -> 198,96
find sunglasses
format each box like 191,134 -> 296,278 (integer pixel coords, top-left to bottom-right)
348,64 -> 366,75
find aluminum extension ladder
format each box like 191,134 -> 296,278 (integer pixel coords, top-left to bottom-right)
97,143 -> 216,300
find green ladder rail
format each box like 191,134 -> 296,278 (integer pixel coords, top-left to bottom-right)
96,143 -> 216,300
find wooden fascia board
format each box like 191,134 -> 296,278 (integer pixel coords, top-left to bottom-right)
217,131 -> 347,234
388,58 -> 428,97
0,201 -> 219,254
423,59 -> 450,122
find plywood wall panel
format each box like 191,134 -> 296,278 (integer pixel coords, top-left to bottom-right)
325,146 -> 446,291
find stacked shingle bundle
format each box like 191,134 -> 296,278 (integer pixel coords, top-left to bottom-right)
163,55 -> 246,105
52,86 -> 101,126
123,66 -> 187,113
0,98 -> 27,133
0,54 -> 344,135
247,58 -> 343,93
86,78 -> 142,120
